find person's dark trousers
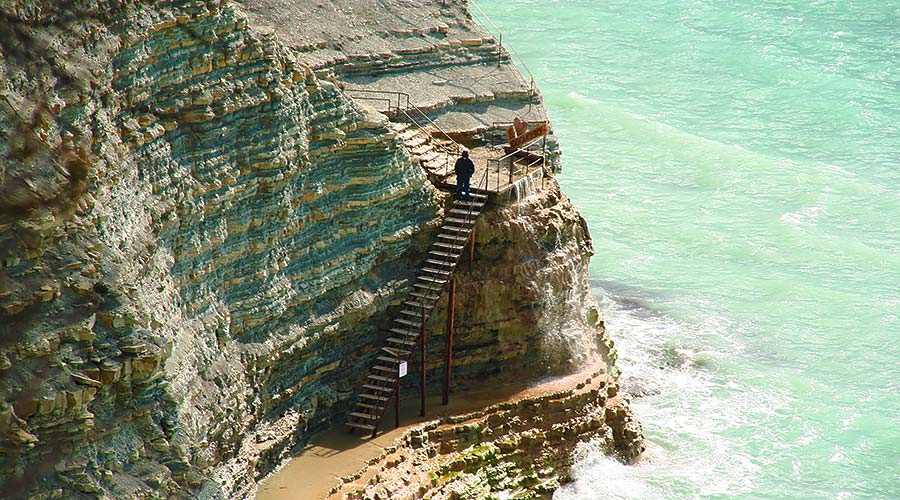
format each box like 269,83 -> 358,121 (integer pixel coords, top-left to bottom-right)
456,177 -> 471,201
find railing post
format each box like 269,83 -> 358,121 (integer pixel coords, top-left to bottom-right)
442,278 -> 456,406
394,378 -> 400,429
420,302 -> 427,418
370,416 -> 379,439
542,134 -> 547,174
469,226 -> 475,272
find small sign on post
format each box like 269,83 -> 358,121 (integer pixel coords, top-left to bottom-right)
398,361 -> 408,378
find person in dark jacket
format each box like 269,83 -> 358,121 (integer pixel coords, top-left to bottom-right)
454,150 -> 475,201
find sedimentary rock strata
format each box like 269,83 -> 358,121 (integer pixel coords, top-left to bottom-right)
1,1 -> 439,497
0,0 -> 641,498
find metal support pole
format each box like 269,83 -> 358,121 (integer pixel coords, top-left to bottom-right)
394,379 -> 400,429
442,279 -> 456,406
469,226 -> 475,272
420,302 -> 427,417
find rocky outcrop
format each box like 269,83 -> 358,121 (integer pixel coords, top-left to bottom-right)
413,177 -> 619,389
326,368 -> 642,500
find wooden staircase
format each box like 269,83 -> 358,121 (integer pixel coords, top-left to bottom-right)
345,191 -> 488,437
390,122 -> 458,182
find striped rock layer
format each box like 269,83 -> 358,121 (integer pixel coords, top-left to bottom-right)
0,0 -> 640,498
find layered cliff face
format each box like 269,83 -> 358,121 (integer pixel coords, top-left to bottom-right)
1,1 -> 439,498
1,0 -> 640,498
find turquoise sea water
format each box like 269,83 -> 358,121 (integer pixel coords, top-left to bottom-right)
477,1 -> 899,498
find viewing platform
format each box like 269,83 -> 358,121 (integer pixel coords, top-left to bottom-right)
434,145 -> 547,202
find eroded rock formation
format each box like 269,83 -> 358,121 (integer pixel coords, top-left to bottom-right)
421,178 -> 619,385
327,369 -> 643,500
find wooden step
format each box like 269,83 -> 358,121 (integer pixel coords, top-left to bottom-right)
424,259 -> 454,267
350,412 -> 379,420
418,275 -> 448,284
414,282 -> 444,292
404,300 -> 435,310
394,317 -> 422,328
377,355 -> 402,364
408,135 -> 430,148
410,291 -> 440,301
398,128 -> 419,140
356,401 -> 384,411
449,208 -> 480,217
387,336 -> 417,346
373,365 -> 396,373
359,393 -> 389,402
363,384 -> 393,392
440,225 -> 472,234
421,266 -> 452,275
424,158 -> 448,170
390,122 -> 411,132
400,309 -> 426,318
346,421 -> 376,431
434,241 -> 465,251
453,200 -> 485,208
428,250 -> 460,260
437,233 -> 469,242
445,217 -> 476,226
389,327 -> 418,337
454,193 -> 487,202
381,346 -> 411,357
369,374 -> 398,383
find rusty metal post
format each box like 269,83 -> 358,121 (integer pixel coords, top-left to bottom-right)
370,419 -> 378,439
394,379 -> 400,429
442,278 -> 456,406
420,301 -> 427,417
469,226 -> 476,272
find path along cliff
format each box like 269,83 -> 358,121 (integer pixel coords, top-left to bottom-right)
0,0 -> 642,498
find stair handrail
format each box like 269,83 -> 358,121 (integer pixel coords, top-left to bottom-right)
466,0 -> 536,96
357,167 -> 488,437
343,87 -> 493,438
343,88 -> 464,156
487,133 -> 546,189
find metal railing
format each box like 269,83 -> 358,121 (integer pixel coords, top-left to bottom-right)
467,0 -> 536,98
486,133 -> 547,189
344,88 -> 465,174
